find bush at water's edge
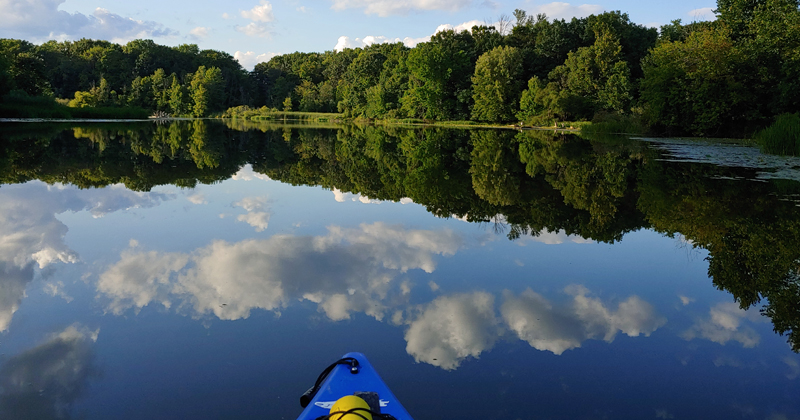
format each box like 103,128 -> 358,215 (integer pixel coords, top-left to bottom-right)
755,113 -> 800,156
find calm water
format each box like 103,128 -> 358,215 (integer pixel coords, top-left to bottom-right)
1,120 -> 799,420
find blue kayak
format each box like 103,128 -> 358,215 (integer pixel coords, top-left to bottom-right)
296,352 -> 414,420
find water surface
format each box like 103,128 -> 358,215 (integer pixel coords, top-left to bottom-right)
1,121 -> 798,419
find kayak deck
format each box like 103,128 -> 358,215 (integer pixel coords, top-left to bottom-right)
296,352 -> 413,420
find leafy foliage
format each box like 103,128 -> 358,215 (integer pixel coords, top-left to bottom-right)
471,46 -> 524,122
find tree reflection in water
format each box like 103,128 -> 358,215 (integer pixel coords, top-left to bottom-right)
1,120 -> 798,351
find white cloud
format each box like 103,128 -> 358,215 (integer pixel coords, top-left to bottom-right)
234,197 -> 268,215
434,19 -> 484,33
187,193 -> 207,204
235,22 -> 272,38
530,2 -> 604,20
334,19 -> 499,52
679,295 -> 695,306
241,0 -> 275,22
404,285 -> 664,369
682,302 -> 762,348
236,212 -> 271,232
331,0 -> 473,16
44,280 -> 73,303
405,292 -> 499,370
318,292 -> 387,321
233,196 -> 271,232
222,12 -> 231,19
0,324 -> 99,417
0,181 -> 170,332
189,26 -> 210,39
234,51 -> 278,70
0,263 -> 34,332
655,410 -> 675,419
97,248 -> 189,315
784,356 -> 800,380
688,7 -> 716,21
233,2 -> 276,41
517,228 -> 593,245
332,188 -> 381,204
232,165 -> 272,181
96,223 -> 463,321
501,286 -> 666,355
713,355 -> 742,368
297,6 -> 308,12
0,0 -> 176,42
0,182 -> 170,270
334,35 -> 429,52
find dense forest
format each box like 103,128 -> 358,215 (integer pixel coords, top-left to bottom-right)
0,38 -> 251,118
2,120 -> 798,350
1,0 -> 800,137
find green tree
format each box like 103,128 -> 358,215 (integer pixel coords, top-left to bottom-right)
402,30 -> 476,120
0,54 -> 14,97
518,27 -> 632,123
67,90 -> 98,107
0,39 -> 51,96
471,46 -> 524,122
639,28 -> 751,135
190,66 -> 224,117
550,28 -> 632,114
128,75 -> 153,108
168,75 -> 189,115
151,68 -> 170,111
95,77 -> 111,106
337,48 -> 387,117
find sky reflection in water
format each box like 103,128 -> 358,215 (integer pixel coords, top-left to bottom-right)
0,124 -> 799,420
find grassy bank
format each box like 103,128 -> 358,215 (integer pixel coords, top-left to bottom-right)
0,93 -> 149,119
580,113 -> 645,135
221,106 -> 343,122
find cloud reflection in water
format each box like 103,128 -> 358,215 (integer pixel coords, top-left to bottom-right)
97,223 -> 668,370
0,181 -> 172,332
0,325 -> 99,419
403,286 -> 666,370
97,222 -> 463,321
682,302 -> 763,348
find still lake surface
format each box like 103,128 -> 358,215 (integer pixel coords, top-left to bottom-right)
1,120 -> 799,420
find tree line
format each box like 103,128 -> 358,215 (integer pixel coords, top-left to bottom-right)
0,38 -> 250,117
249,0 -> 800,137
2,0 -> 799,135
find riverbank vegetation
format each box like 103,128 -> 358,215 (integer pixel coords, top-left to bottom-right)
2,0 -> 800,152
755,113 -> 800,155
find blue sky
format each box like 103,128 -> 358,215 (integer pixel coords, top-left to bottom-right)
1,0 -> 716,69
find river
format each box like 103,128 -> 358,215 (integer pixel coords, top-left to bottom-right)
0,120 -> 798,419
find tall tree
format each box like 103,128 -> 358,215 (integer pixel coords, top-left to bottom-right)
402,30 -> 476,120
640,28 -> 751,136
471,46 -> 524,122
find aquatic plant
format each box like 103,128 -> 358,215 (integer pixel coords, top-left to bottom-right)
755,113 -> 800,156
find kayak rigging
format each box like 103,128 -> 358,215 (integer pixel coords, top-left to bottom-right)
296,353 -> 414,420
301,357 -> 361,408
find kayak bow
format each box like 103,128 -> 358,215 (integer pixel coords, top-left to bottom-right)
296,352 -> 414,420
